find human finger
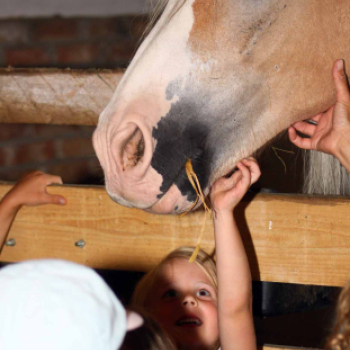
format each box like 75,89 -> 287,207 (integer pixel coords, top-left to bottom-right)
211,171 -> 240,193
242,158 -> 261,184
288,127 -> 313,150
43,174 -> 63,186
223,170 -> 243,191
310,113 -> 323,123
41,193 -> 66,205
236,162 -> 251,187
333,59 -> 350,104
19,170 -> 43,181
290,120 -> 317,137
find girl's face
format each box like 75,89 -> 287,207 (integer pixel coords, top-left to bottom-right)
150,258 -> 218,350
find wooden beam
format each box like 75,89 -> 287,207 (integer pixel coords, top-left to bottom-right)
0,68 -> 123,125
1,183 -> 350,287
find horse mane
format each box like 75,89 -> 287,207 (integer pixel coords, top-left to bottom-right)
143,0 -> 186,38
304,151 -> 350,195
144,0 -> 170,36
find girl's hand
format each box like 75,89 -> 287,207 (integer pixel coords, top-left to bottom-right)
210,157 -> 261,213
288,59 -> 350,157
2,171 -> 66,211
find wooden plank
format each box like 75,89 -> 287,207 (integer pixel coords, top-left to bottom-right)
1,183 -> 350,287
0,68 -> 123,125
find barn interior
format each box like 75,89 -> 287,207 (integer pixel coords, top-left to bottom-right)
0,1 -> 346,349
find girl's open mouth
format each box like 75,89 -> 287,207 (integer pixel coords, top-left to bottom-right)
176,316 -> 202,327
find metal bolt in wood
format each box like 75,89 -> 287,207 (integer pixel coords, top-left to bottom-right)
75,239 -> 85,248
5,238 -> 16,247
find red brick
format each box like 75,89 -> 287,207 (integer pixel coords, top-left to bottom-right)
33,124 -> 87,138
0,148 -> 6,165
0,21 -> 29,44
62,137 -> 95,158
47,159 -> 94,184
33,19 -> 78,42
0,169 -> 27,183
56,43 -> 99,65
88,19 -> 117,39
5,47 -> 50,67
108,41 -> 136,63
0,124 -> 36,142
14,141 -> 55,165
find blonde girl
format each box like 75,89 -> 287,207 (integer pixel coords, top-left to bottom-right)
132,158 -> 260,350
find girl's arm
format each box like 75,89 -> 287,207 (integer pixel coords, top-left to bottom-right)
0,171 -> 66,253
210,158 -> 260,350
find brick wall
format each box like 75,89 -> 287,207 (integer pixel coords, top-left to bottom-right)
0,124 -> 101,184
0,15 -> 147,185
0,16 -> 147,68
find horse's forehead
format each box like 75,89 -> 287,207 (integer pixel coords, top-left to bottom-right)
188,0 -> 226,60
187,0 -> 287,62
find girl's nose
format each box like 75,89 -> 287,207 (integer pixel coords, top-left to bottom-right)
182,295 -> 198,307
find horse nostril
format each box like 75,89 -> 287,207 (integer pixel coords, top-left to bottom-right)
122,127 -> 145,170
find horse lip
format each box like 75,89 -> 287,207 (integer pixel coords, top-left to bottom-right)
176,314 -> 202,326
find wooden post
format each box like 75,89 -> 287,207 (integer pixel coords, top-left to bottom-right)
0,68 -> 124,125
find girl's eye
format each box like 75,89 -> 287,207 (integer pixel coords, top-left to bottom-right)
197,289 -> 210,297
162,289 -> 179,298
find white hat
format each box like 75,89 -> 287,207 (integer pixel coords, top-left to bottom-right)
0,259 -> 135,350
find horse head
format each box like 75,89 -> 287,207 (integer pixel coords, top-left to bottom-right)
93,0 -> 350,214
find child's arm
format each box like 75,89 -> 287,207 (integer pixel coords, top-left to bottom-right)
210,158 -> 260,350
0,171 -> 66,253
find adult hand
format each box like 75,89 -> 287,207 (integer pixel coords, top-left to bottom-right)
288,59 -> 350,158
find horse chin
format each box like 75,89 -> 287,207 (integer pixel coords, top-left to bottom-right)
146,184 -> 201,215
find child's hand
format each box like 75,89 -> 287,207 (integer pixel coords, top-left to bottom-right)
210,158 -> 261,213
2,171 -> 66,211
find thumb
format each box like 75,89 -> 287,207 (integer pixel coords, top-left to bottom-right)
333,59 -> 350,104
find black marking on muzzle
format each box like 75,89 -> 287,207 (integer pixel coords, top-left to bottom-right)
151,102 -> 212,203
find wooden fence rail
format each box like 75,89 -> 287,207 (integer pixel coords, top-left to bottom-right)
1,183 -> 349,288
0,68 -> 123,125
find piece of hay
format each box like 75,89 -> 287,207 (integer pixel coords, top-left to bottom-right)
182,159 -> 211,263
271,147 -> 295,174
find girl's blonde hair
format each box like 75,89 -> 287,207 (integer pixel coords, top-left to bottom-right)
131,246 -> 219,350
326,281 -> 350,350
132,246 -> 217,309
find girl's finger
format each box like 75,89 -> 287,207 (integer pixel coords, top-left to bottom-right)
44,175 -> 63,186
224,170 -> 243,190
333,59 -> 350,104
241,158 -> 261,184
44,194 -> 66,205
236,162 -> 251,186
213,171 -> 240,192
245,159 -> 261,183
